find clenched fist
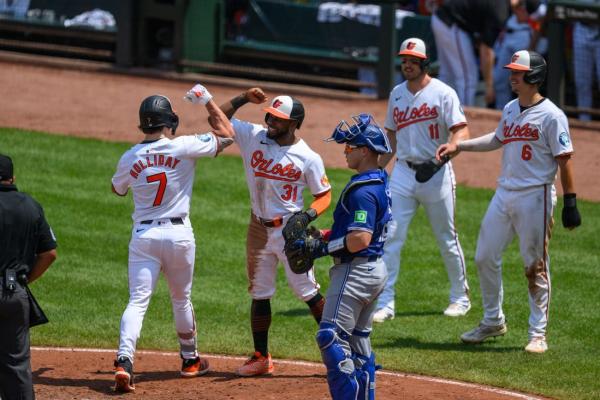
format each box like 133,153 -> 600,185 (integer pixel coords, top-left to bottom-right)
245,88 -> 267,104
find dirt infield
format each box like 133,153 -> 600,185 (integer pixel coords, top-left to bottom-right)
31,347 -> 547,400
0,59 -> 590,399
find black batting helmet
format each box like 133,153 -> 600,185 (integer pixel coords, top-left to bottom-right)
263,95 -> 305,129
139,95 -> 179,133
504,50 -> 547,85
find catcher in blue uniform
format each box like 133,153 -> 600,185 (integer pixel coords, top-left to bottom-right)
285,114 -> 392,400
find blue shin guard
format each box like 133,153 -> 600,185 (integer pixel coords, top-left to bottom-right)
316,322 -> 359,400
354,352 -> 378,400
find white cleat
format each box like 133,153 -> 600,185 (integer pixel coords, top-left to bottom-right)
525,337 -> 548,354
443,302 -> 471,317
461,323 -> 507,344
373,308 -> 394,323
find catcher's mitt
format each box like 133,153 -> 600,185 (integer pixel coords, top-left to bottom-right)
414,156 -> 449,183
284,230 -> 314,274
282,211 -> 313,245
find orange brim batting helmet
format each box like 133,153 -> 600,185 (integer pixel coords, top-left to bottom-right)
504,50 -> 547,85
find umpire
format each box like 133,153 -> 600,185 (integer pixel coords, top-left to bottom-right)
0,154 -> 57,400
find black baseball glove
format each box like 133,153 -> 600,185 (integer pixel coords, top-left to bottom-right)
282,210 -> 316,246
414,156 -> 449,183
562,193 -> 582,229
283,211 -> 315,274
284,233 -> 328,274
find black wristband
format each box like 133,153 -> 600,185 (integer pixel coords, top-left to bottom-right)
230,94 -> 249,110
564,193 -> 577,208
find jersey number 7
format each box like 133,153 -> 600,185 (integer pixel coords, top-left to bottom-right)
147,172 -> 168,206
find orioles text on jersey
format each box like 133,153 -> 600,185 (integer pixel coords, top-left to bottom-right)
502,122 -> 540,143
392,103 -> 439,130
250,150 -> 301,182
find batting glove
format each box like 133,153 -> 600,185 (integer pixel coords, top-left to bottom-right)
184,84 -> 213,105
562,193 -> 582,229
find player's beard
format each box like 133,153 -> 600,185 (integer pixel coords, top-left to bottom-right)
266,125 -> 290,140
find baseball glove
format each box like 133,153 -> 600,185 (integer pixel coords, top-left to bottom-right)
283,213 -> 312,274
284,229 -> 314,274
282,211 -> 313,245
414,156 -> 449,183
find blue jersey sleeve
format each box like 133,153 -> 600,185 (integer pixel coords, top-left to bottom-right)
344,185 -> 378,234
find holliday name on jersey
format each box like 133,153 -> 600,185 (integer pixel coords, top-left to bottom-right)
129,155 -> 181,179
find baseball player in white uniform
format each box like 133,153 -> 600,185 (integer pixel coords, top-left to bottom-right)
111,85 -> 234,392
437,50 -> 582,353
373,38 -> 471,323
206,86 -> 332,376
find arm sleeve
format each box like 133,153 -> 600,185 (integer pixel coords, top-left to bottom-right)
547,113 -> 573,156
35,202 -> 57,253
345,187 -> 377,234
111,154 -> 131,195
304,156 -> 331,196
458,132 -> 502,152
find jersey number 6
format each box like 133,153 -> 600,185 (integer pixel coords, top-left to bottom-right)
147,172 -> 168,206
521,144 -> 533,161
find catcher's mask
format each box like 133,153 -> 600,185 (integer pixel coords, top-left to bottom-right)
504,50 -> 547,85
139,95 -> 179,134
328,114 -> 391,154
263,95 -> 305,129
398,37 -> 430,70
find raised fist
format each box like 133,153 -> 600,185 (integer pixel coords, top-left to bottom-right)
184,84 -> 213,105
246,88 -> 267,104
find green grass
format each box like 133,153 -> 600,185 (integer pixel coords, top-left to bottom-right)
1,128 -> 599,399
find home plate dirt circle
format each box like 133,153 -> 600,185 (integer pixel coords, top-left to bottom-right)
31,347 -> 549,400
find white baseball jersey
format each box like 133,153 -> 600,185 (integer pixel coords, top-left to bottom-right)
112,133 -> 218,222
384,78 -> 467,162
231,118 -> 330,220
495,98 -> 573,190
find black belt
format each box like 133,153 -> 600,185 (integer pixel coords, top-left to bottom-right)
140,217 -> 184,225
334,255 -> 380,264
258,216 -> 283,228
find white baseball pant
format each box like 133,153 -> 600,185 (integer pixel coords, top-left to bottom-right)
377,161 -> 469,312
117,217 -> 198,361
475,185 -> 556,339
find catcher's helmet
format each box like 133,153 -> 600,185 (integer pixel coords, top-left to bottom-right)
263,95 -> 305,129
504,50 -> 547,85
139,95 -> 179,133
329,114 -> 391,154
398,37 -> 430,69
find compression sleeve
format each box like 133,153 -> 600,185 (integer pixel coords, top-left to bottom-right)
457,132 -> 502,152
